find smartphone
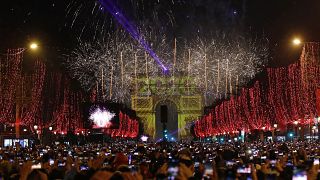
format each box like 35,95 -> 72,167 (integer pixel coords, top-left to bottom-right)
226,161 -> 235,166
58,162 -> 65,167
168,166 -> 179,179
237,167 -> 251,174
314,159 -> 319,165
204,163 -> 213,175
103,162 -> 109,167
31,164 -> 42,169
261,156 -> 267,160
128,155 -> 132,165
80,165 -> 89,171
293,169 -> 307,180
129,165 -> 138,173
49,159 -> 54,166
194,162 -> 200,168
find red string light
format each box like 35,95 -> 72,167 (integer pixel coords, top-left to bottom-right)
195,43 -> 320,137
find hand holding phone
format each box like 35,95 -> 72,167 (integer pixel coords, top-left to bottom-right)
194,162 -> 200,168
168,166 -> 179,179
293,169 -> 307,180
204,163 -> 213,175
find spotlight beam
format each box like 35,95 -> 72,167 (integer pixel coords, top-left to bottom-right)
98,0 -> 168,72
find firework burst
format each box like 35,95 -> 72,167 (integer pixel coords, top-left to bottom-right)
66,27 -> 268,106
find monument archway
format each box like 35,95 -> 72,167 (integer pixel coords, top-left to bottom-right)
131,76 -> 203,140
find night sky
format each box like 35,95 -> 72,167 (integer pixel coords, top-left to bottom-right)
0,0 -> 320,67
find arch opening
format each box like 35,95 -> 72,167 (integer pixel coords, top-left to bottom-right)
155,100 -> 178,141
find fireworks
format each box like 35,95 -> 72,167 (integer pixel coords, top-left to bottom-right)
65,0 -> 269,106
66,28 -> 268,106
65,0 -> 178,41
89,107 -> 115,128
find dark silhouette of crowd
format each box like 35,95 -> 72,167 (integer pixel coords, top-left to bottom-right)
0,140 -> 319,180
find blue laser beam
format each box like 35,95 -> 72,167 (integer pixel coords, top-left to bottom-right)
98,0 -> 169,72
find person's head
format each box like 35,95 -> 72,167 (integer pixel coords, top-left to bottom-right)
109,171 -> 124,180
27,169 -> 48,180
112,153 -> 128,170
90,170 -> 112,180
179,154 -> 193,168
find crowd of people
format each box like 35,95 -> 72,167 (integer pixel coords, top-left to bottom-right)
0,140 -> 319,180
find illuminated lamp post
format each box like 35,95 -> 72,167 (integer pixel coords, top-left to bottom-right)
15,42 -> 39,139
260,127 -> 266,142
312,125 -> 317,141
288,132 -> 294,141
33,125 -> 40,143
273,124 -> 278,141
293,121 -> 299,139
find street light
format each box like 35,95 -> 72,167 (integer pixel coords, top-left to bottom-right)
49,126 -> 53,131
29,42 -> 39,50
273,124 -> 278,128
273,124 -> 278,142
292,38 -> 302,46
293,121 -> 299,139
34,125 -> 38,130
289,132 -> 294,138
15,41 -> 40,139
